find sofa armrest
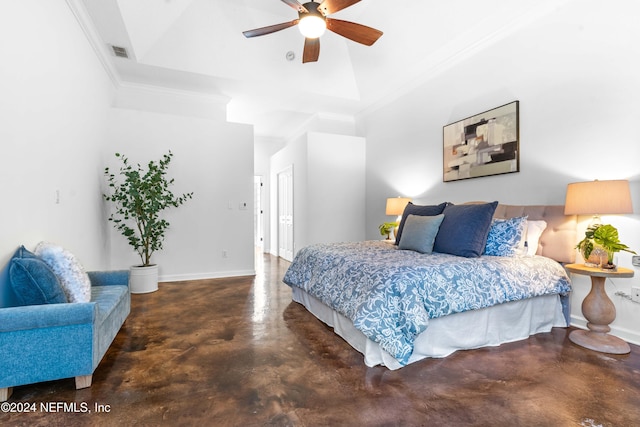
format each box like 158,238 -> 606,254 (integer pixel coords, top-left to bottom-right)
0,302 -> 95,332
87,270 -> 129,287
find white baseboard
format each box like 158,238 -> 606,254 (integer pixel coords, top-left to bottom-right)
570,315 -> 640,346
159,269 -> 256,283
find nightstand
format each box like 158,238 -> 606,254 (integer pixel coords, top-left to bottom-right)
565,263 -> 634,354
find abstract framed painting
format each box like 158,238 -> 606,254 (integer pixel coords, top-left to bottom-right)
443,101 -> 519,182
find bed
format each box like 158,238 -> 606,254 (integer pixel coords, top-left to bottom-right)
283,203 -> 577,369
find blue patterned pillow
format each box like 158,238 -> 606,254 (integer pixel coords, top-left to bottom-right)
484,216 -> 528,257
398,214 -> 445,254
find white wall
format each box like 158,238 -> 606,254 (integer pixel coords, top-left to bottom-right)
269,132 -> 366,256
307,133 -> 366,244
270,135 -> 308,257
0,0 -> 114,270
256,113 -> 358,253
360,1 -> 640,342
104,108 -> 255,281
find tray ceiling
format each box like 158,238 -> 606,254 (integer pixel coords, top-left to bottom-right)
77,0 -> 569,138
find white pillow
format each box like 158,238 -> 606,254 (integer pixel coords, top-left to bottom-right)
525,220 -> 547,256
34,242 -> 91,303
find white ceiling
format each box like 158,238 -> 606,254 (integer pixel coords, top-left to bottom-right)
77,0 -> 569,139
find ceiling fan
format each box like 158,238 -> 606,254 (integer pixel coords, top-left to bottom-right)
243,0 -> 383,63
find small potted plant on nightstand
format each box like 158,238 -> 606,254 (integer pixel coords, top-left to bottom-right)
379,222 -> 398,241
576,224 -> 636,269
104,151 -> 193,293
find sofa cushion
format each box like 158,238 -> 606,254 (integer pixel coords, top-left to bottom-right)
91,285 -> 131,368
8,246 -> 67,306
35,242 -> 91,303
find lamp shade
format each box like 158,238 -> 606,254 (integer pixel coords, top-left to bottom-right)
386,197 -> 411,216
564,180 -> 633,215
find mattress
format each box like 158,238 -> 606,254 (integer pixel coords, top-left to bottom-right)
292,287 -> 567,370
283,240 -> 571,365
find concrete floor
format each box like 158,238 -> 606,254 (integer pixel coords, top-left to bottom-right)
2,254 -> 640,426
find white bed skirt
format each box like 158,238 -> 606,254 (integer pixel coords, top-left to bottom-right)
291,288 -> 567,370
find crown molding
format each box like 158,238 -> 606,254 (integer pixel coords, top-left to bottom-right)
117,80 -> 231,105
65,0 -> 230,111
65,0 -> 121,87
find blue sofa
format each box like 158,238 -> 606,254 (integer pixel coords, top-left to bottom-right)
0,261 -> 130,401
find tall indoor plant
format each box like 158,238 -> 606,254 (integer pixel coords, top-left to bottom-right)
104,151 -> 193,293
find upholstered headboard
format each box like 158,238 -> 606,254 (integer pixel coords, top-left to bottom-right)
494,204 -> 577,264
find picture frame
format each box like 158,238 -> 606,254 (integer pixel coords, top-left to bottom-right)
443,101 -> 519,182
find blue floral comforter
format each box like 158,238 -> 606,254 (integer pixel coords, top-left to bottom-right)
282,241 -> 571,366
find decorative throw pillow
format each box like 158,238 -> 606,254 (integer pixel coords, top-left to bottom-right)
524,220 -> 548,256
34,242 -> 91,303
433,201 -> 499,258
395,202 -> 449,245
398,214 -> 445,254
8,246 -> 67,306
484,216 -> 528,257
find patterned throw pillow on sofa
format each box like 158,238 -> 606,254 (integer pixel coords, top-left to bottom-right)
35,242 -> 91,303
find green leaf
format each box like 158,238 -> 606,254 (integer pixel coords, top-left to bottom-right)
576,223 -> 636,260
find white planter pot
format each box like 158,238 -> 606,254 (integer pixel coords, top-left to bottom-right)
129,264 -> 159,294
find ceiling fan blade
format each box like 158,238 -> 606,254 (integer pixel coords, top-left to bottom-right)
303,38 -> 320,63
281,0 -> 308,13
326,18 -> 382,46
317,0 -> 361,16
243,20 -> 299,38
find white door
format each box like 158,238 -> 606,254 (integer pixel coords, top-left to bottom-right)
253,176 -> 264,249
277,166 -> 294,261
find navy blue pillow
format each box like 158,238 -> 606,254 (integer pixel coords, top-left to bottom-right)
395,202 -> 449,245
8,246 -> 67,306
433,202 -> 499,258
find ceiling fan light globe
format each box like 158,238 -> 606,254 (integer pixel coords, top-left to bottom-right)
298,15 -> 326,38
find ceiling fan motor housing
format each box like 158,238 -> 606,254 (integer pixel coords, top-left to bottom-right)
300,2 -> 326,20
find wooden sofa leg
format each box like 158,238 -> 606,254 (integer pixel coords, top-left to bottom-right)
75,375 -> 93,390
1,387 -> 13,402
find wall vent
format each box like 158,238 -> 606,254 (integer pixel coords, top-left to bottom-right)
110,45 -> 129,58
